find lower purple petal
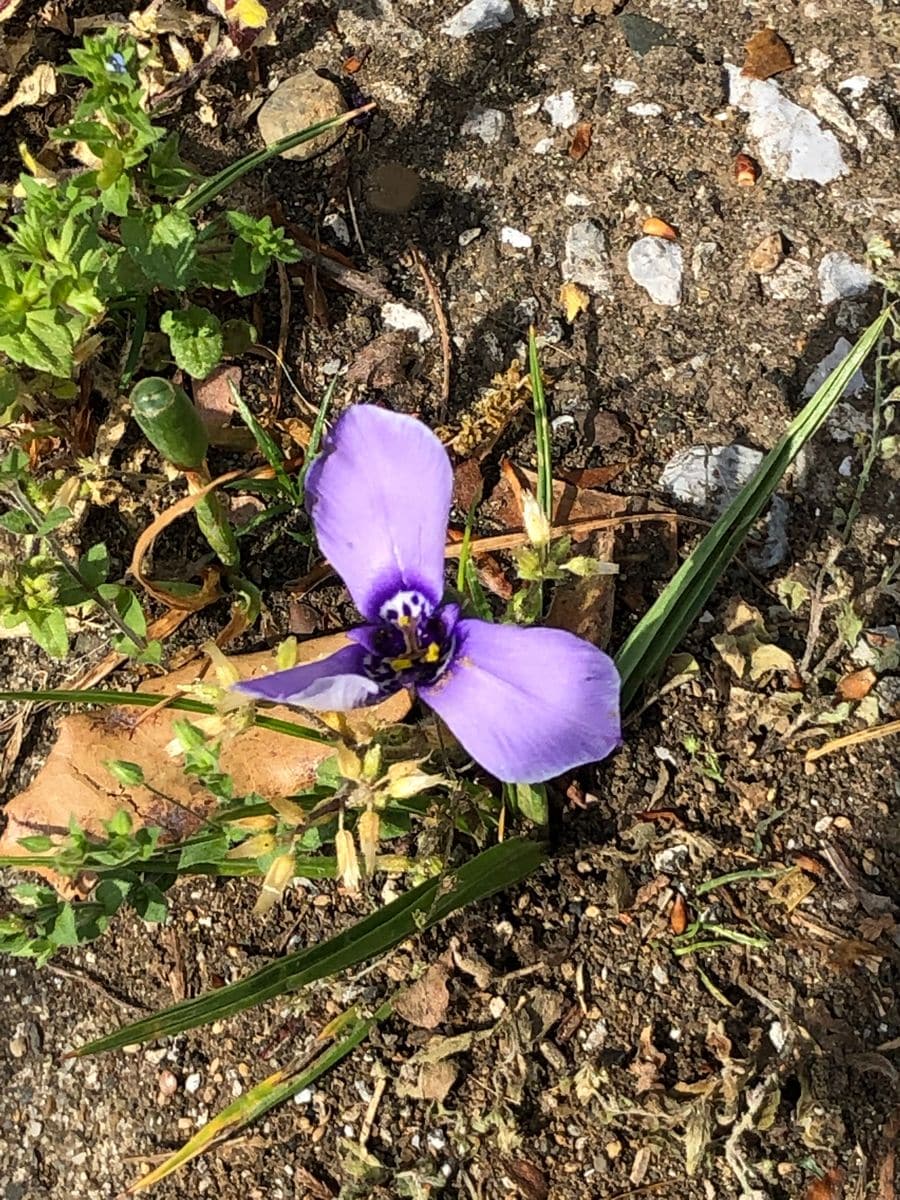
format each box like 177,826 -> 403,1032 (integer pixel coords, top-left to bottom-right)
420,620 -> 620,783
233,644 -> 380,711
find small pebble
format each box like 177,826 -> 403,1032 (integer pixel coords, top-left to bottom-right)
458,227 -> 482,247
818,251 -> 873,305
542,90 -> 579,128
461,105 -> 506,144
9,1035 -> 27,1059
184,1072 -> 202,1095
562,220 -> 614,296
627,102 -> 663,117
257,70 -> 345,162
627,236 -> 683,305
158,1070 -> 178,1098
381,301 -> 433,343
501,226 -> 532,249
442,0 -> 514,37
802,337 -> 867,398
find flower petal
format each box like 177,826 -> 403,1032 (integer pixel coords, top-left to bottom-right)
234,644 -> 380,711
421,620 -> 620,782
306,405 -> 452,620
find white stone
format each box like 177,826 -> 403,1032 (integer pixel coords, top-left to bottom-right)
542,90 -> 579,128
293,1088 -> 314,1104
838,75 -> 871,98
627,102 -> 663,117
611,78 -> 638,95
863,104 -> 895,141
381,302 -> 433,343
818,251 -> 873,305
564,191 -> 591,207
627,236 -> 683,306
727,65 -> 847,184
442,0 -> 513,37
532,137 -> 555,155
810,84 -> 862,146
184,1072 -> 202,1094
562,220 -> 614,296
805,48 -> 833,73
838,455 -> 854,477
501,226 -> 532,249
458,227 -> 482,247
322,213 -> 350,245
461,105 -> 506,144
802,337 -> 867,398
660,444 -> 790,569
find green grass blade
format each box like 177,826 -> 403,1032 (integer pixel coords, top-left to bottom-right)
615,307 -> 891,711
456,497 -> 491,620
528,328 -> 553,519
298,372 -> 338,502
71,837 -> 545,1055
230,381 -> 297,501
178,108 -> 370,217
0,689 -> 330,744
125,999 -> 393,1195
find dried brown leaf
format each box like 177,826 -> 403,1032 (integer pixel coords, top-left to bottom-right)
630,1024 -> 666,1095
504,1159 -> 548,1200
345,331 -> 417,390
0,62 -> 56,116
568,120 -> 593,161
836,667 -> 877,701
748,232 -> 785,275
0,636 -> 410,893
397,1059 -> 459,1102
394,961 -> 451,1030
804,1167 -> 845,1200
742,28 -> 794,80
670,892 -> 688,934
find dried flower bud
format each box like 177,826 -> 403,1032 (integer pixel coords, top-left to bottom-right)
335,828 -> 361,891
388,770 -> 447,800
357,809 -> 380,875
336,742 -> 363,782
228,814 -> 277,832
275,636 -> 298,671
362,743 -> 383,782
522,490 -> 551,549
268,796 -> 307,827
204,640 -> 242,688
253,851 -> 296,915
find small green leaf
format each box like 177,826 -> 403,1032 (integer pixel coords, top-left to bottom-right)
513,782 -> 549,826
35,506 -> 74,536
160,305 -> 223,380
122,209 -> 196,291
0,510 -> 34,535
78,542 -> 110,590
131,882 -> 168,924
105,761 -> 145,788
49,903 -> 79,948
26,607 -> 69,658
95,877 -> 131,916
17,835 -> 54,853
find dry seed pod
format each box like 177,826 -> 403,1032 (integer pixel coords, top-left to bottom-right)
734,153 -> 760,187
642,216 -> 677,240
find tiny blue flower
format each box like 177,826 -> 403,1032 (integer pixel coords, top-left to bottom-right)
106,52 -> 127,76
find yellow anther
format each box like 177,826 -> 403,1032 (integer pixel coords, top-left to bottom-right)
397,614 -> 411,627
390,656 -> 413,671
424,642 -> 441,663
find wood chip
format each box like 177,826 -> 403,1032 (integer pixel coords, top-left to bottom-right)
742,28 -> 794,80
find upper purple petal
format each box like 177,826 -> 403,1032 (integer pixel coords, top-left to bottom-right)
234,643 -> 380,711
420,620 -> 621,783
306,405 -> 452,620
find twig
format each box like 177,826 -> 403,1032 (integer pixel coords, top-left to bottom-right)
409,245 -> 452,420
290,253 -> 396,305
46,963 -> 148,1013
444,511 -> 679,558
346,185 -> 366,255
8,484 -> 148,652
149,40 -> 235,109
805,717 -> 900,763
799,545 -> 839,676
358,1074 -> 387,1150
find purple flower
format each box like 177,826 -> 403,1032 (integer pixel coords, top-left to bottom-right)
234,405 -> 621,783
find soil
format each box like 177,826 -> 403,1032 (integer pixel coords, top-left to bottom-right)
2,2 -> 900,1198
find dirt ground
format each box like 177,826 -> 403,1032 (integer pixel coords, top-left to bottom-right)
2,1 -> 900,1197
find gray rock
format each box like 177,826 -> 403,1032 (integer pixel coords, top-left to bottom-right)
764,259 -> 814,301
660,444 -> 790,569
542,90 -> 579,128
627,236 -> 683,305
442,0 -> 514,37
562,221 -> 614,296
257,70 -> 346,161
827,401 -> 869,443
727,65 -> 846,184
461,106 -> 506,144
818,252 -> 873,305
802,337 -> 867,398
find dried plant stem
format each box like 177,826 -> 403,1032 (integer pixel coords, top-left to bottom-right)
805,717 -> 900,763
